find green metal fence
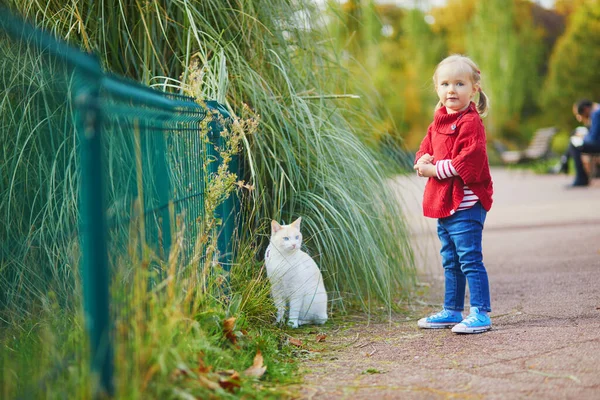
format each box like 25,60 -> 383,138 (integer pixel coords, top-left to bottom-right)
0,9 -> 240,397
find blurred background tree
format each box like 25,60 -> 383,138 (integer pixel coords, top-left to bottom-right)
542,0 -> 600,128
465,0 -> 544,142
393,8 -> 445,149
554,0 -> 590,15
325,0 -> 599,155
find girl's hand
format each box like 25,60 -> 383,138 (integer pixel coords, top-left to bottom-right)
416,153 -> 434,165
414,162 -> 437,178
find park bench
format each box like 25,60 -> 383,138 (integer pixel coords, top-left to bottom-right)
497,127 -> 558,164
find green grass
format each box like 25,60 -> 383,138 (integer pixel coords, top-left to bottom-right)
1,266 -> 306,399
0,41 -> 80,318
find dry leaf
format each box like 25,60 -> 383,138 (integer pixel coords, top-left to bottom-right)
288,337 -> 303,347
218,369 -> 238,377
169,366 -> 189,381
197,374 -> 221,391
315,334 -> 327,342
223,317 -> 237,344
244,349 -> 267,378
235,180 -> 255,191
197,354 -> 212,374
218,371 -> 241,392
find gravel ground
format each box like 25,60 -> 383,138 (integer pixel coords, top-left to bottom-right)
298,168 -> 600,400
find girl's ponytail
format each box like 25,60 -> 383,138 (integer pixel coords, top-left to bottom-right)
477,87 -> 489,117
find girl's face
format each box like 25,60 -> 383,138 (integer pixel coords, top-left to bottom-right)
435,62 -> 478,114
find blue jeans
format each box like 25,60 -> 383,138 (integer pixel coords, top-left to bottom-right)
437,202 -> 491,312
568,141 -> 600,184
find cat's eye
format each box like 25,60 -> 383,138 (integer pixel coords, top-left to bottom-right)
283,237 -> 289,241
295,235 -> 299,239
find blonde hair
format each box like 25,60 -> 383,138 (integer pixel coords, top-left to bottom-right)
433,54 -> 489,117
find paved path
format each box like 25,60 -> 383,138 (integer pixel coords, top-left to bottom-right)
300,168 -> 600,399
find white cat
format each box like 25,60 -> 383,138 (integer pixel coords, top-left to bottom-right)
264,217 -> 328,328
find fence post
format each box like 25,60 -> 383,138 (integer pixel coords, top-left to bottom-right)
76,79 -> 114,397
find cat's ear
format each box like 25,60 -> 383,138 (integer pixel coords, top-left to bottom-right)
291,217 -> 302,229
271,220 -> 282,234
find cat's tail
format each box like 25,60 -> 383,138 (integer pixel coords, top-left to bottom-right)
300,293 -> 328,325
299,314 -> 327,326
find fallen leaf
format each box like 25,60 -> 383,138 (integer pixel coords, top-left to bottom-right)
223,317 -> 237,344
244,349 -> 267,378
197,374 -> 221,391
170,365 -> 190,381
197,354 -> 211,374
217,369 -> 238,377
288,337 -> 303,347
218,371 -> 241,392
315,334 -> 327,343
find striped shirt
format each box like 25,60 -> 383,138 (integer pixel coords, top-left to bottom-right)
435,159 -> 479,211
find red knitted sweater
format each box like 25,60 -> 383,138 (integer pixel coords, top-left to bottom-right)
415,102 -> 493,219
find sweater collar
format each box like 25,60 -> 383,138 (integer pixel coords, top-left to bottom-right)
433,102 -> 477,131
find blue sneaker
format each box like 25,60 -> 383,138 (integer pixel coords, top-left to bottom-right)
417,309 -> 463,329
451,307 -> 491,334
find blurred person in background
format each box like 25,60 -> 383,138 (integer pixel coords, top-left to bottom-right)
561,99 -> 600,187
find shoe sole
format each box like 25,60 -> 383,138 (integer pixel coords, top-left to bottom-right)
451,325 -> 491,334
418,321 -> 459,329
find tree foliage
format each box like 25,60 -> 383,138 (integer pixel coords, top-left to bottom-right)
542,0 -> 600,128
395,9 -> 445,148
466,0 -> 545,140
430,0 -> 477,55
554,0 -> 589,15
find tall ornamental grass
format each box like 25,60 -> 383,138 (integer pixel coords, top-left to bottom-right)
4,0 -> 416,312
0,39 -> 81,319
1,38 -> 300,397
1,0 -> 418,397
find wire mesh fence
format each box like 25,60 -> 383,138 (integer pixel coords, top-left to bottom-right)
0,8 -> 241,397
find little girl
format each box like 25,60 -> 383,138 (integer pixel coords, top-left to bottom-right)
413,54 -> 493,334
